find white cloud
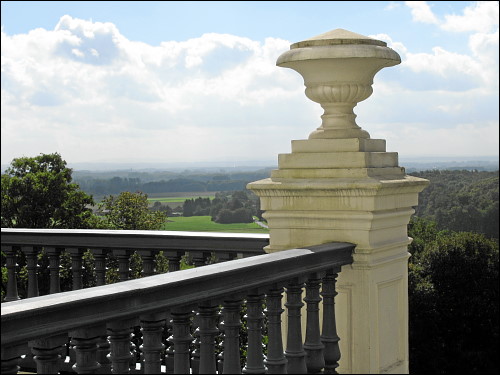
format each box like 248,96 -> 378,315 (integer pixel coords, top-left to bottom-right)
441,1 -> 499,33
372,120 -> 499,157
369,33 -> 408,56
404,47 -> 482,77
1,13 -> 498,165
435,104 -> 464,113
404,1 -> 439,24
71,48 -> 84,57
385,2 -> 401,11
1,16 -> 305,164
373,14 -> 499,91
404,1 -> 499,34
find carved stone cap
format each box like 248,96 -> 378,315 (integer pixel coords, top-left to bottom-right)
290,28 -> 386,49
277,28 -> 400,67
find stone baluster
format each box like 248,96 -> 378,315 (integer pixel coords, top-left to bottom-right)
97,334 -> 112,374
191,251 -> 208,268
140,313 -> 166,374
164,316 -> 175,373
2,246 -> 20,301
137,250 -> 155,277
113,250 -> 131,282
191,312 -> 201,374
321,268 -> 341,374
67,248 -> 85,290
22,245 -> 40,298
304,272 -> 325,374
221,298 -> 243,374
165,251 -> 182,272
171,306 -> 194,374
69,325 -> 104,374
243,292 -> 266,374
45,247 -> 62,294
29,334 -> 67,374
264,285 -> 287,374
284,278 -> 307,374
107,318 -> 138,374
216,251 -> 237,263
197,301 -> 219,374
217,308 -> 225,374
1,344 -> 26,374
129,327 -> 139,371
0,356 -> 22,375
92,249 -> 108,286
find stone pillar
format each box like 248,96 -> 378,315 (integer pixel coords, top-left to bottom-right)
248,29 -> 429,374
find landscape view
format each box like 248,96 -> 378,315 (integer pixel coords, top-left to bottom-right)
2,153 -> 498,373
1,1 -> 498,374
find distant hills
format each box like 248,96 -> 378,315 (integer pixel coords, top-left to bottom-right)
2,156 -> 498,174
400,157 -> 499,172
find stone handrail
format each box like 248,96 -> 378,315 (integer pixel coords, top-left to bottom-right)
2,240 -> 354,374
1,228 -> 269,301
0,228 -> 269,253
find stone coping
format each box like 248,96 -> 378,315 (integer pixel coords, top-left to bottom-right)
291,28 -> 387,49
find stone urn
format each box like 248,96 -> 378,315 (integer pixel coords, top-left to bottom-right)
276,28 -> 401,140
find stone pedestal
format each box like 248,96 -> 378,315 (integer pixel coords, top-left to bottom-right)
248,29 -> 429,374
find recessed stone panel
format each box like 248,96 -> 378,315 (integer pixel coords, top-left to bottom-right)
377,278 -> 403,372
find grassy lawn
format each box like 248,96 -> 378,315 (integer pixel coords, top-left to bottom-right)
162,216 -> 269,233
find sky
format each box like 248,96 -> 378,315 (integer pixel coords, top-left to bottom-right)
1,1 -> 499,168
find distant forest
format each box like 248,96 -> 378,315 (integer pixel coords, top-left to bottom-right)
409,170 -> 498,240
73,168 -> 499,240
73,168 -> 273,196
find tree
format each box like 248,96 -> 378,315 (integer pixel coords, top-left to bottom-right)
410,170 -> 499,239
408,217 -> 499,374
1,153 -> 96,298
1,153 -> 94,228
97,191 -> 166,230
182,199 -> 196,217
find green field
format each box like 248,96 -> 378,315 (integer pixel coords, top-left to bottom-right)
162,216 -> 269,233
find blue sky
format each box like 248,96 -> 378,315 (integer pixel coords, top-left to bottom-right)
1,1 -> 498,166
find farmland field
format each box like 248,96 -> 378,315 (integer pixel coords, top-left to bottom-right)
162,216 -> 269,233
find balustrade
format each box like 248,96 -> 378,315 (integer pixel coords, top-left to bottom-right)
1,230 -> 353,374
1,228 -> 269,301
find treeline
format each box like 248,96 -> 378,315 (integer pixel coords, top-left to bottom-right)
182,190 -> 262,224
74,170 -> 272,196
410,170 -> 499,239
407,170 -> 499,373
407,217 -> 498,374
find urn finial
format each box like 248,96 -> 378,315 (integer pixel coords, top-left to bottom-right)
277,29 -> 400,139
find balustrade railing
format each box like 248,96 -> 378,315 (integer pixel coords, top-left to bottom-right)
1,229 -> 354,374
1,228 -> 269,301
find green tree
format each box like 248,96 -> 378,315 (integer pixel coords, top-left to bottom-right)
408,218 -> 499,374
1,153 -> 96,299
410,170 -> 499,240
91,191 -> 168,285
1,153 -> 95,228
96,191 -> 166,230
182,198 -> 196,217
